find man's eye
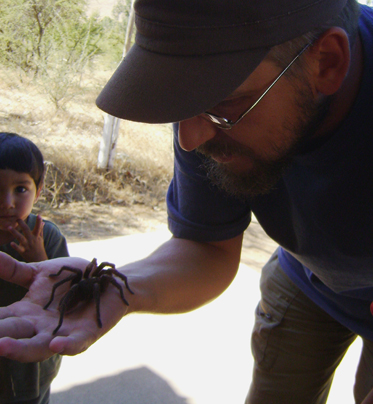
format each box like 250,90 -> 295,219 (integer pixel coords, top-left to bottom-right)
213,96 -> 253,113
217,98 -> 244,109
15,186 -> 27,193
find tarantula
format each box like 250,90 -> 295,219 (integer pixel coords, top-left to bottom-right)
43,258 -> 134,335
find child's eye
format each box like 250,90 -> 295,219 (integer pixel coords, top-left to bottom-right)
15,186 -> 27,193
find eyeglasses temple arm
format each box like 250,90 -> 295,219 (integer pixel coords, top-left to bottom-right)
235,43 -> 312,125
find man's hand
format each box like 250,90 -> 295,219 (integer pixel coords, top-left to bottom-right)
0,253 -> 129,363
8,215 -> 48,262
0,235 -> 243,363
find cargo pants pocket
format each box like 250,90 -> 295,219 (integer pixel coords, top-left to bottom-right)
251,250 -> 301,372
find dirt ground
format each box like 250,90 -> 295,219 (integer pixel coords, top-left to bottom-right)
35,201 -> 278,272
35,201 -> 169,242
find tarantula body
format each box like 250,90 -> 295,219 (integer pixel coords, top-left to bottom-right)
43,258 -> 134,335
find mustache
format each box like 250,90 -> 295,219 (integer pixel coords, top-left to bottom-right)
196,139 -> 255,159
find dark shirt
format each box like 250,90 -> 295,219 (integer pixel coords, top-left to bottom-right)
0,214 -> 69,403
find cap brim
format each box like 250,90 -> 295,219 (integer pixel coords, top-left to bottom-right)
96,44 -> 269,124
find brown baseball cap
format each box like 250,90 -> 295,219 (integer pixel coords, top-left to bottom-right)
96,0 -> 348,124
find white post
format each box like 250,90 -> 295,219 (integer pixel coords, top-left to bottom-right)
97,0 -> 136,170
97,113 -> 121,169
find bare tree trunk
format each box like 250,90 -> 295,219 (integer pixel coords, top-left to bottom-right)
97,0 -> 136,170
97,113 -> 121,169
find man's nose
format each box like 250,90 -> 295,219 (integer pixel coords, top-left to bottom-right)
178,116 -> 219,151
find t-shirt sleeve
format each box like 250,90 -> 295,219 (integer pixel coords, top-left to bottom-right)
42,220 -> 70,258
167,123 -> 251,242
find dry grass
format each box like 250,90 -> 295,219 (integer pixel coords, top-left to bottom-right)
0,67 -> 173,241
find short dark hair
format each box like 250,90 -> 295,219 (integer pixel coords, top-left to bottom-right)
267,0 -> 361,69
0,132 -> 45,189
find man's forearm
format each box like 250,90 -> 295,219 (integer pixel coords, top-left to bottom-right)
121,234 -> 243,315
0,235 -> 243,361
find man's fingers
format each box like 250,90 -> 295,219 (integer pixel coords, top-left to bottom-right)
0,317 -> 35,338
0,329 -> 98,361
0,333 -> 55,363
0,252 -> 34,288
50,329 -> 98,356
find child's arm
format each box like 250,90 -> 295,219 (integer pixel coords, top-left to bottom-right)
8,215 -> 48,262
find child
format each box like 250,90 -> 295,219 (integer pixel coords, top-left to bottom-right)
0,132 -> 69,404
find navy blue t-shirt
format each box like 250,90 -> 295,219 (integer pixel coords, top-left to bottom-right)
167,5 -> 373,339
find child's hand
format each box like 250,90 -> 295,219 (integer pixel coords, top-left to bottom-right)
8,215 -> 48,262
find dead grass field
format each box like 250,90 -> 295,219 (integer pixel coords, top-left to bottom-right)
0,66 -> 278,270
0,0 -> 277,264
0,67 -> 173,242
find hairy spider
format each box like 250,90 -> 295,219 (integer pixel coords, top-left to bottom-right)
43,258 -> 134,335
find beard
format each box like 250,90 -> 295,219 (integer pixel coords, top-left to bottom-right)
196,85 -> 331,199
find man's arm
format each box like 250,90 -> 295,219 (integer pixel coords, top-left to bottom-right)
125,234 -> 243,315
0,234 -> 243,362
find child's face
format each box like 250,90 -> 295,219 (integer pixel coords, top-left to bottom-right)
0,169 -> 40,231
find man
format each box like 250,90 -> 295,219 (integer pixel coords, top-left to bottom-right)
0,0 -> 372,402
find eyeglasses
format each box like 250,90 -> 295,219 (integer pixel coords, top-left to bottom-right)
202,43 -> 311,130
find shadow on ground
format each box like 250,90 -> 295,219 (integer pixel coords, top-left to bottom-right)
241,219 -> 278,271
51,366 -> 189,404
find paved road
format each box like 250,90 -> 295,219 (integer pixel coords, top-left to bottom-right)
50,228 -> 362,404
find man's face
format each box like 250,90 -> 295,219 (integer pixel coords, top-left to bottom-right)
178,59 -> 330,198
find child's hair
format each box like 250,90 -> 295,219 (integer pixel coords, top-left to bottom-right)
0,132 -> 45,189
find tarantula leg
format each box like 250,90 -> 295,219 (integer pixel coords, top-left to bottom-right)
52,283 -> 81,334
52,308 -> 66,335
43,274 -> 77,310
93,283 -> 103,328
94,262 -> 115,277
52,294 -> 71,335
49,266 -> 82,278
83,258 -> 98,278
97,262 -> 115,270
107,269 -> 134,295
105,276 -> 130,306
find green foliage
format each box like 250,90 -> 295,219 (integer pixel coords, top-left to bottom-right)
0,0 -> 132,108
98,16 -> 126,65
37,13 -> 106,108
112,0 -> 131,21
0,0 -> 87,72
98,0 -> 134,65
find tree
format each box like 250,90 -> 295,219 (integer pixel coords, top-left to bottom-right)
0,0 -> 105,108
97,0 -> 136,170
37,13 -> 104,108
0,0 -> 87,73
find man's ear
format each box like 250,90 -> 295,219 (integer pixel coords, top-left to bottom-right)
309,27 -> 351,96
